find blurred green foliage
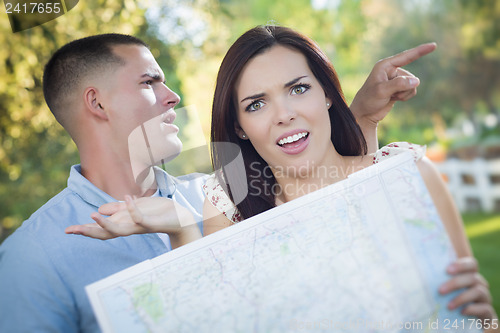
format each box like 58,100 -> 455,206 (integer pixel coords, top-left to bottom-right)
0,0 -> 186,241
1,0 -> 499,247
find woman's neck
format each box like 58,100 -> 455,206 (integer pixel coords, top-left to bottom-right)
273,152 -> 371,204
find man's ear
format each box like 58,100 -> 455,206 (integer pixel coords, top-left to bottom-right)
234,122 -> 248,140
83,87 -> 109,121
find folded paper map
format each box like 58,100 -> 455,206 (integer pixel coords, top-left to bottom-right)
87,153 -> 481,333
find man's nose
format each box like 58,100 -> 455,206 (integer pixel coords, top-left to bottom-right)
161,83 -> 181,108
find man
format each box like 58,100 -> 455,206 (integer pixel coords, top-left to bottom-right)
0,33 -> 432,332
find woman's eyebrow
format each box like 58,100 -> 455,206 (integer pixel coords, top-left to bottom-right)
240,92 -> 265,103
240,76 -> 309,103
284,75 -> 308,88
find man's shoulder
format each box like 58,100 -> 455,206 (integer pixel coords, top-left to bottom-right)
22,187 -> 78,226
172,172 -> 210,198
174,172 -> 210,184
4,186 -> 88,246
154,166 -> 209,192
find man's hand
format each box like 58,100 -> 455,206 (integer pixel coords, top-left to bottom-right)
65,196 -> 197,240
351,43 -> 437,152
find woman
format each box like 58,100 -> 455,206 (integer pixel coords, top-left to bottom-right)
202,25 -> 496,325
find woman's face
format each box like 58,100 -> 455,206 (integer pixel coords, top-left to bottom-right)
235,45 -> 334,176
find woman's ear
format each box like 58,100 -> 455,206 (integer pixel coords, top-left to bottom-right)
234,122 -> 248,140
83,87 -> 109,121
325,96 -> 332,109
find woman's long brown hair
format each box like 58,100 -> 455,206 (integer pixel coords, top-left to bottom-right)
211,25 -> 367,220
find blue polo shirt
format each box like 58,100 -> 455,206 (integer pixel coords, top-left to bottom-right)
0,165 -> 207,332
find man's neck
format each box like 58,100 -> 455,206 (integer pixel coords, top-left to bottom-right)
79,149 -> 158,201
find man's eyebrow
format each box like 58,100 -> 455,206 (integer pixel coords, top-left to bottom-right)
141,72 -> 165,82
284,75 -> 308,88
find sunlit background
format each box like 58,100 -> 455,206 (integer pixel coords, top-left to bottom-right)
1,0 -> 499,313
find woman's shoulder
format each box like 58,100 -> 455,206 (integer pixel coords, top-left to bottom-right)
373,142 -> 426,164
203,173 -> 243,223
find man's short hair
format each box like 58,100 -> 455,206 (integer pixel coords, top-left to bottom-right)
43,34 -> 148,130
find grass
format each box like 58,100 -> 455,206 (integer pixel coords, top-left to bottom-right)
462,212 -> 500,316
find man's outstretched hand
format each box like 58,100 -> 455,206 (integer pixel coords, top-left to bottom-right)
65,196 -> 201,249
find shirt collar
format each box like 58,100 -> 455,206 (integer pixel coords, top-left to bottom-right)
153,166 -> 177,199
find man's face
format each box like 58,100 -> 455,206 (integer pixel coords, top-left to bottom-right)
98,44 -> 182,171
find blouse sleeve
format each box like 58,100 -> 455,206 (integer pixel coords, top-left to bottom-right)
373,142 -> 426,164
203,173 -> 243,223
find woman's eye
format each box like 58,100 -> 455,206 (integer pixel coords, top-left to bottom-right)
291,84 -> 309,95
246,100 -> 264,112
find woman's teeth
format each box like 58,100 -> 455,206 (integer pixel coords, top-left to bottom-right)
278,132 -> 308,146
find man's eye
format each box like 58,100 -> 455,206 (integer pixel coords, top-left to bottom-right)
246,100 -> 265,112
143,80 -> 153,86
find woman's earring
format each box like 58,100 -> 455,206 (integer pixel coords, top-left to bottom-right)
326,102 -> 330,108
242,134 -> 246,138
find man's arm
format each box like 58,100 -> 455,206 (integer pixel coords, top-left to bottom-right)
350,43 -> 437,153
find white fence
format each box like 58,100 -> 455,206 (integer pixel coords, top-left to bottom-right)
436,158 -> 500,212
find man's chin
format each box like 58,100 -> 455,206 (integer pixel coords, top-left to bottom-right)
154,139 -> 182,165
158,150 -> 181,165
